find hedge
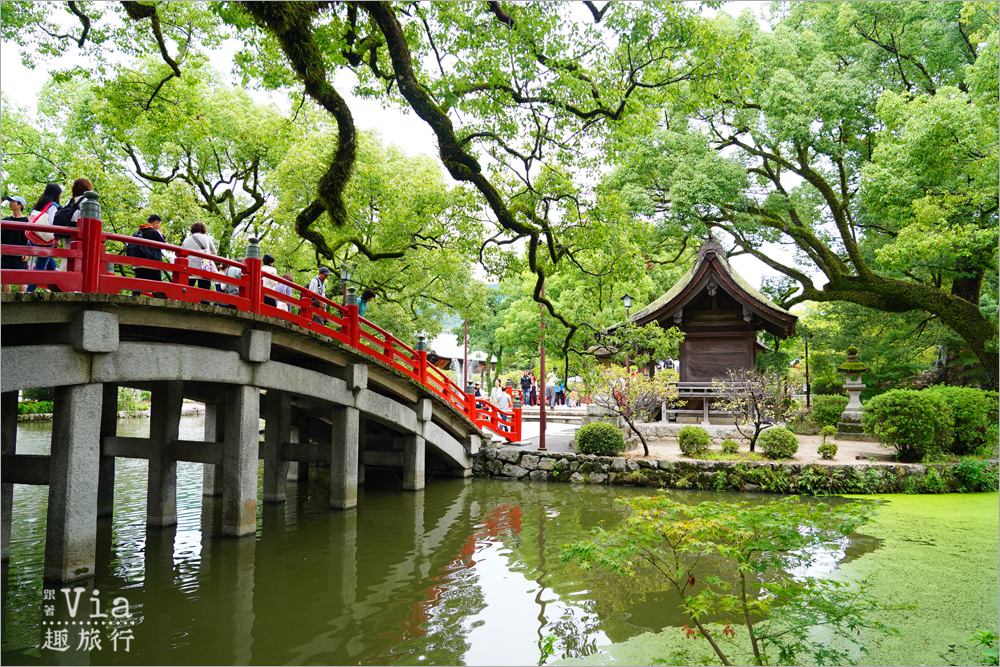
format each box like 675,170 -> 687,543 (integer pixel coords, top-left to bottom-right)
862,389 -> 953,462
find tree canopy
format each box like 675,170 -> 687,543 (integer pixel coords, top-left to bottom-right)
607,1 -> 998,384
2,1 -> 996,386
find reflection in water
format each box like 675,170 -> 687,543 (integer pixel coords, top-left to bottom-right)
1,416 -> 880,665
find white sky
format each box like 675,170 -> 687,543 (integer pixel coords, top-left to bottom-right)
0,1 -> 813,300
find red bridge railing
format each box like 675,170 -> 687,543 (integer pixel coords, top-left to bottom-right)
1,216 -> 522,442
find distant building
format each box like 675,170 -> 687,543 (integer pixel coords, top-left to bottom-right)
427,333 -> 494,378
626,238 -> 798,422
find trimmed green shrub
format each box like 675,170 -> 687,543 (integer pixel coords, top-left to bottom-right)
811,376 -> 846,396
924,386 -> 999,455
820,425 -> 838,444
721,439 -> 740,454
810,395 -> 848,428
678,426 -> 711,456
758,427 -> 799,459
817,443 -> 838,460
17,401 -> 54,415
862,389 -> 953,462
576,421 -> 626,457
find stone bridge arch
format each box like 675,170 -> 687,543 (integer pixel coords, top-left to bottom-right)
1,294 -> 485,581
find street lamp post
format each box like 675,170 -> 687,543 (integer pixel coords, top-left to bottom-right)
803,325 -> 811,409
340,263 -> 353,303
621,293 -> 633,375
539,282 -> 546,451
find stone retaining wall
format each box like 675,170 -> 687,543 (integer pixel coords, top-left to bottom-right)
473,445 -> 999,495
632,422 -> 745,441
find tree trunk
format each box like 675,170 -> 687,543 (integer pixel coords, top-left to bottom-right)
801,275 -> 999,390
624,418 -> 650,457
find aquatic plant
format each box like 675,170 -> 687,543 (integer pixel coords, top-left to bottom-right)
953,459 -> 999,493
562,496 -> 907,666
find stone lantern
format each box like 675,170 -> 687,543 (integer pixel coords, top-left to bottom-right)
836,345 -> 868,439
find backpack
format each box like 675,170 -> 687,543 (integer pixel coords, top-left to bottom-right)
124,228 -> 157,260
52,199 -> 80,239
25,202 -> 57,246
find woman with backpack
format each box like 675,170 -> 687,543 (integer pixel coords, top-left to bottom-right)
52,178 -> 94,275
25,183 -> 62,293
180,222 -> 218,291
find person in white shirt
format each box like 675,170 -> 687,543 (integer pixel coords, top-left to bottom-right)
495,383 -> 512,432
489,379 -> 505,404
262,253 -> 279,307
180,222 -> 218,290
306,267 -> 330,323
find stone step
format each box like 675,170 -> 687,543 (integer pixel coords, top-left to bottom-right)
521,415 -> 582,424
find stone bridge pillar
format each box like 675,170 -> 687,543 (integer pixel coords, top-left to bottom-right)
45,383 -> 102,581
286,424 -> 307,483
2,391 -> 16,561
262,391 -> 291,503
222,384 -> 260,536
404,398 -> 432,491
330,406 -> 359,510
147,381 -> 183,527
330,364 -> 366,510
97,383 -> 118,517
203,402 -> 224,497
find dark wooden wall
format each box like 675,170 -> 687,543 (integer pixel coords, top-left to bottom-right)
679,332 -> 757,382
662,290 -> 759,382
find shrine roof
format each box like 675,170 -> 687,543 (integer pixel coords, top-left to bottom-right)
628,238 -> 797,338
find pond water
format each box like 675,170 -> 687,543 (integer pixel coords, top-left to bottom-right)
2,416 -> 993,665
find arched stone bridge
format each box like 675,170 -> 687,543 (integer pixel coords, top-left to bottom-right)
0,294 -> 500,582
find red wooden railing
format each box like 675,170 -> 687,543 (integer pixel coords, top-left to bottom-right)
1,216 -> 522,442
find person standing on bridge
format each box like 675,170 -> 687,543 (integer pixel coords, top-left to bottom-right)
262,254 -> 279,307
358,288 -> 376,318
490,378 -> 505,404
131,214 -> 166,297
180,222 -> 217,291
25,183 -> 61,292
494,380 -> 512,432
2,195 -> 29,293
276,272 -> 294,312
307,266 -> 330,323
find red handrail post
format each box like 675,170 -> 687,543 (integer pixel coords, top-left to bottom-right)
300,294 -> 313,326
344,286 -> 360,348
347,303 -> 360,348
79,216 -> 103,293
245,257 -> 262,314
416,335 -> 428,385
513,405 -> 522,441
171,255 -> 186,289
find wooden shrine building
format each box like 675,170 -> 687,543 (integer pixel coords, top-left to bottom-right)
629,238 -> 797,423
